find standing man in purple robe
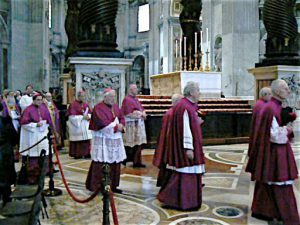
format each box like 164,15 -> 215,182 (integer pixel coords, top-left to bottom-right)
19,93 -> 53,184
153,93 -> 183,187
121,84 -> 147,168
246,86 -> 272,175
157,81 -> 205,210
86,89 -> 126,193
246,79 -> 299,225
67,91 -> 92,159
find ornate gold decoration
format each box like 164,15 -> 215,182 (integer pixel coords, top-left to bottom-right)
205,49 -> 210,71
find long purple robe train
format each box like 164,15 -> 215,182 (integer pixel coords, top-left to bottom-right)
246,97 -> 299,225
157,97 -> 205,210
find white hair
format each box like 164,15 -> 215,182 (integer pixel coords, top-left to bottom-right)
259,87 -> 271,98
171,94 -> 183,105
183,81 -> 199,97
271,79 -> 285,95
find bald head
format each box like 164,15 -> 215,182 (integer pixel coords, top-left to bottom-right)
271,79 -> 290,101
259,87 -> 272,102
171,94 -> 183,106
45,92 -> 52,102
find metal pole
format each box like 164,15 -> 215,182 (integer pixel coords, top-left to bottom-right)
44,127 -> 62,197
102,163 -> 111,225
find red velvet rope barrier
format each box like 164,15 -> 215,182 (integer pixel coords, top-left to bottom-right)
52,136 -> 119,225
52,137 -> 101,203
109,191 -> 119,225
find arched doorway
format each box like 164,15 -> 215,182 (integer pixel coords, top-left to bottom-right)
132,55 -> 145,90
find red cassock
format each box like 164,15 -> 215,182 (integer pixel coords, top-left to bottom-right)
246,97 -> 299,225
67,100 -> 92,158
156,97 -> 205,210
246,98 -> 267,176
86,102 -> 125,192
153,107 -> 173,187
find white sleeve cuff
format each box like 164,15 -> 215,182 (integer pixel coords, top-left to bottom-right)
270,116 -> 288,144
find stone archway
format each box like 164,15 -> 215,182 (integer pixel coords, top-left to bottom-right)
132,55 -> 145,89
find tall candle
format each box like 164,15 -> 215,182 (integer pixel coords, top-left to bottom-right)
179,38 -> 182,58
184,36 -> 187,57
194,32 -> 197,53
200,31 -> 203,51
206,28 -> 209,49
175,39 -> 178,58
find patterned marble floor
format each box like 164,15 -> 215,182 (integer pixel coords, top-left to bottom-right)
37,144 -> 300,225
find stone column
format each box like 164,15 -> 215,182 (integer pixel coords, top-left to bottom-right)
202,0 -> 259,97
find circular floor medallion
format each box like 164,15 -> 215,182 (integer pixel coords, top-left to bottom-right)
212,206 -> 244,218
169,216 -> 230,225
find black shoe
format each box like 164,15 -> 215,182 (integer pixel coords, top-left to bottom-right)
112,188 -> 123,194
121,160 -> 127,166
202,184 -> 205,187
53,169 -> 59,173
83,155 -> 91,159
133,163 -> 146,168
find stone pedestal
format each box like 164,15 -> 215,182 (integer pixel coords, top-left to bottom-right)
248,65 -> 300,101
150,71 -> 222,98
68,57 -> 133,106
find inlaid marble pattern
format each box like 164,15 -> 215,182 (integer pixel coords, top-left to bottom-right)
33,144 -> 299,225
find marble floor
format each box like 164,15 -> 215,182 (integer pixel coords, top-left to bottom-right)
35,144 -> 300,225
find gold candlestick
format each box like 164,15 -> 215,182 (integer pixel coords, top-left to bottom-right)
199,51 -> 204,71
183,56 -> 187,71
205,49 -> 210,71
175,57 -> 179,71
188,45 -> 192,71
194,52 -> 198,71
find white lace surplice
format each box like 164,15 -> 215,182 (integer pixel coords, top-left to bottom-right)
122,117 -> 147,147
91,117 -> 126,163
67,114 -> 92,141
20,120 -> 49,156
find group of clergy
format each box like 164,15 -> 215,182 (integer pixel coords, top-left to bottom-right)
0,79 -> 299,224
245,80 -> 299,225
153,79 -> 299,224
0,84 -> 61,204
66,84 -> 147,194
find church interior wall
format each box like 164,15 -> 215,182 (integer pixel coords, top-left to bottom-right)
0,0 -> 10,91
10,0 -> 50,92
49,0 -> 68,88
1,0 -> 300,98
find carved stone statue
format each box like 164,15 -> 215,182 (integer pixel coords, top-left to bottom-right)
179,0 -> 202,70
214,40 -> 222,72
260,0 -> 300,66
